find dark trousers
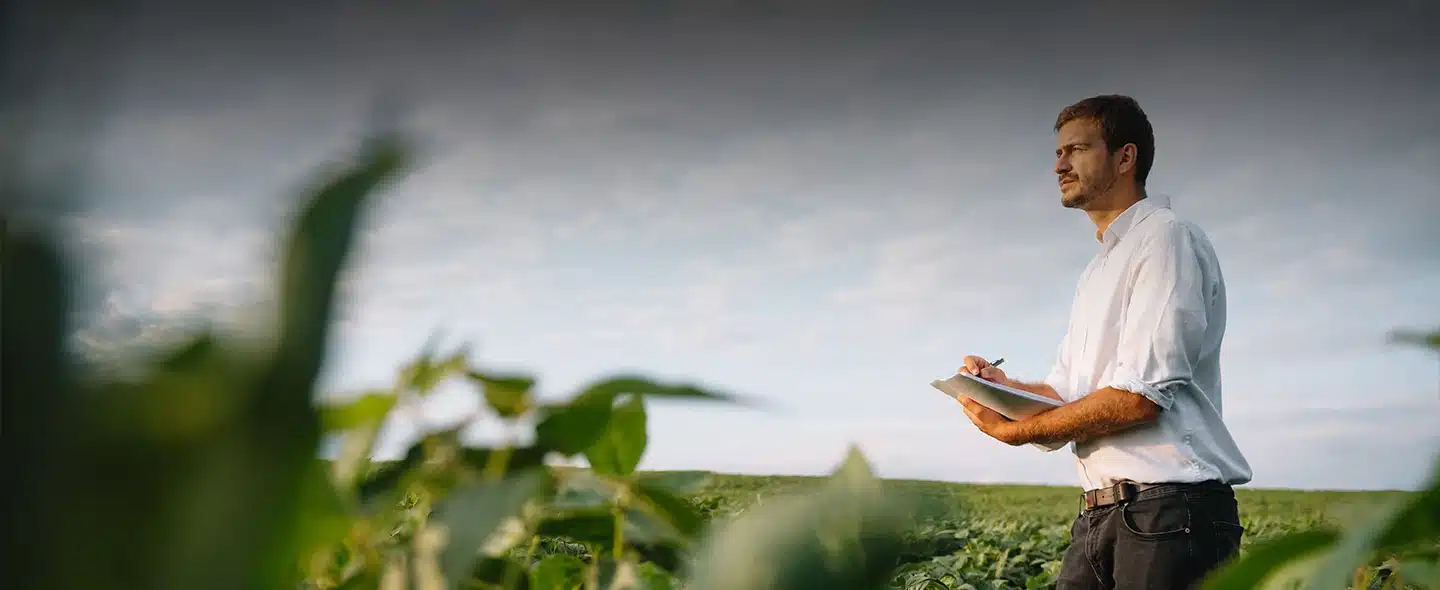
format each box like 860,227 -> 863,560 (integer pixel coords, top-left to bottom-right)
1056,481 -> 1246,590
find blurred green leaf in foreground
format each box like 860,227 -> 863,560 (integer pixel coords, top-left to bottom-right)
5,133 -> 410,590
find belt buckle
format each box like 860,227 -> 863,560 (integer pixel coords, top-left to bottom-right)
1083,481 -> 1139,511
1114,481 -> 1138,503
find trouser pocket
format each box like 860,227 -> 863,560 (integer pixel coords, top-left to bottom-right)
1212,520 -> 1245,564
1120,494 -> 1192,540
1112,495 -> 1199,589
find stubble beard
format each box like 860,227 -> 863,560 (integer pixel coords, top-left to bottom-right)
1060,169 -> 1117,211
1060,181 -> 1095,209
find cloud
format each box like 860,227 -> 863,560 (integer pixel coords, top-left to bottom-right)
830,229 -> 1077,330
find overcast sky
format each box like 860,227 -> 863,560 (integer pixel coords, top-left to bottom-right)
16,0 -> 1440,491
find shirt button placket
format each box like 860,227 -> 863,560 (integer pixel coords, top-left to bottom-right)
1078,254 -> 1108,363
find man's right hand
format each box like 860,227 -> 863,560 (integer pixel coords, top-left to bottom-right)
959,355 -> 1010,385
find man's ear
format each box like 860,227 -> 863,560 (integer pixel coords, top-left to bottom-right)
1117,143 -> 1138,176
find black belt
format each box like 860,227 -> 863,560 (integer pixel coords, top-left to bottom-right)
1081,480 -> 1229,511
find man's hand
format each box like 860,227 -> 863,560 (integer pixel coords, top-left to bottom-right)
959,355 -> 1010,386
958,397 -> 1023,445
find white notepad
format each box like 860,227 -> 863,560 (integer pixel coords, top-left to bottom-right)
931,372 -> 1068,452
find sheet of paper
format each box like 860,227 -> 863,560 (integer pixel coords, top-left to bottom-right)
931,372 -> 1068,452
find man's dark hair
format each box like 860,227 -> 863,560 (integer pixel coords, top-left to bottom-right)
1054,94 -> 1155,185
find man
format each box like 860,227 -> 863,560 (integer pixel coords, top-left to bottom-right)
955,94 -> 1253,589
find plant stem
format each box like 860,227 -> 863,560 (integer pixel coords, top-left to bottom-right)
482,447 -> 512,482
482,424 -> 517,482
612,505 -> 626,560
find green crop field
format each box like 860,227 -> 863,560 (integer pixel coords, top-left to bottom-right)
506,470 -> 1421,589
690,472 -> 1414,536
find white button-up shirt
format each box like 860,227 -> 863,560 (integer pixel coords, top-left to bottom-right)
1044,195 -> 1253,491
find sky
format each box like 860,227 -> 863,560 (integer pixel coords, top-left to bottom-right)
12,0 -> 1440,491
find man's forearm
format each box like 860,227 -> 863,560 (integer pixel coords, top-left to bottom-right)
1004,387 -> 1161,446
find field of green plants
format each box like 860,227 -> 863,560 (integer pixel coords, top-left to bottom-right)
6,130 -> 1438,590
418,468 -> 1422,589
606,474 -> 1421,589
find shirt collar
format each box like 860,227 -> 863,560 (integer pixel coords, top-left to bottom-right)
1100,194 -> 1170,250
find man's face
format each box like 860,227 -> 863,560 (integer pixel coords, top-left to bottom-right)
1054,118 -> 1119,210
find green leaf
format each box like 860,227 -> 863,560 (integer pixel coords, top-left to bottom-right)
283,460 -> 355,571
632,480 -> 706,539
1303,455 -> 1440,589
332,570 -> 382,590
536,394 -> 614,455
398,340 -> 440,392
624,507 -> 687,545
573,375 -> 743,405
537,510 -> 617,547
1390,558 -> 1440,588
536,374 -> 742,458
264,134 -> 407,403
630,544 -> 687,579
2,226 -> 87,589
96,344 -> 248,443
1374,454 -> 1440,550
586,394 -> 649,476
328,420 -> 391,494
535,505 -> 689,566
356,442 -> 426,507
635,562 -> 678,590
319,391 -> 398,432
155,332 -> 220,371
437,346 -> 471,373
434,468 -> 554,585
206,135 -> 411,590
464,555 -> 532,590
531,554 -> 587,590
621,510 -> 691,574
1199,529 -> 1341,589
1389,327 -> 1440,350
401,351 -> 459,396
830,445 -> 881,487
469,370 -> 537,419
684,445 -> 914,590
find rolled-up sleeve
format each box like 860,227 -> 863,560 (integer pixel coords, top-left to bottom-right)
1105,222 -> 1211,411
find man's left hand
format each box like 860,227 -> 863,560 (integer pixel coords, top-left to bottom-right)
959,397 -> 1024,445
